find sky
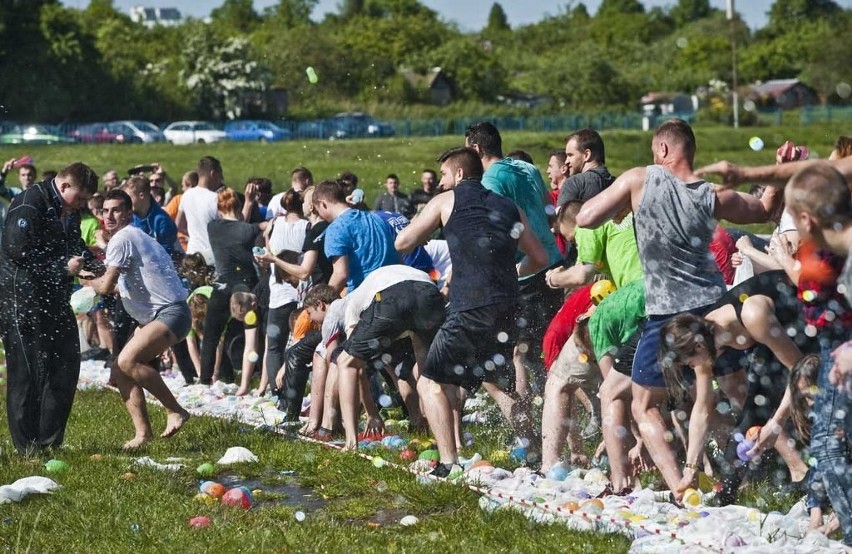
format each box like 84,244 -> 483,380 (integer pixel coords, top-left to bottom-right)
56,0 -> 831,31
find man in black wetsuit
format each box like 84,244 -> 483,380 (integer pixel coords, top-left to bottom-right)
0,162 -> 98,454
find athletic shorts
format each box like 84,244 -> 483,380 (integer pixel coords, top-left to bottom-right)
632,307 -> 747,388
549,333 -> 602,389
344,281 -> 445,363
368,337 -> 416,380
422,301 -> 517,393
612,330 -> 641,377
716,270 -> 800,329
152,301 -> 192,340
516,268 -> 564,343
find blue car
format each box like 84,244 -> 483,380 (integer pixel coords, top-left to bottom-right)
224,120 -> 292,142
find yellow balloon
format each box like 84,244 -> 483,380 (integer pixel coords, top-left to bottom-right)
244,310 -> 257,326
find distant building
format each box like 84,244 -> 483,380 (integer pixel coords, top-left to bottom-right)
749,79 -> 818,110
402,67 -> 453,105
640,92 -> 697,117
129,6 -> 183,27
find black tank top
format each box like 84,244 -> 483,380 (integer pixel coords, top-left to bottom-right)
444,180 -> 520,311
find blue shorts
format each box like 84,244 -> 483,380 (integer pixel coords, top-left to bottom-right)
632,305 -> 745,388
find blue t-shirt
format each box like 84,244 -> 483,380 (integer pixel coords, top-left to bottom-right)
132,201 -> 178,255
481,158 -> 562,273
324,208 -> 398,292
373,211 -> 433,273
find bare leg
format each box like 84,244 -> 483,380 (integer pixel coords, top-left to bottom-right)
360,373 -> 384,435
632,383 -> 682,493
301,353 -> 327,435
321,361 -> 340,433
335,351 -> 362,450
513,343 -> 530,399
417,376 -> 458,464
452,387 -> 466,449
541,370 -> 573,472
601,367 -> 634,491
115,322 -> 190,442
483,382 -> 539,460
94,310 -> 114,353
741,295 -> 803,370
774,429 -> 809,481
110,365 -> 153,449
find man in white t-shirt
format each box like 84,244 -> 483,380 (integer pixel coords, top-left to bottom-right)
335,264 -> 446,450
82,189 -> 191,449
176,156 -> 221,265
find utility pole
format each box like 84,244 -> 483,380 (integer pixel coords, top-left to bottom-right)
727,0 -> 739,129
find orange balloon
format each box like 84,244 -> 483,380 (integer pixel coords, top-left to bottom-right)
745,426 -> 762,442
202,482 -> 226,499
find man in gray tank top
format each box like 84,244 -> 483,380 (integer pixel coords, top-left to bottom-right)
576,119 -> 770,502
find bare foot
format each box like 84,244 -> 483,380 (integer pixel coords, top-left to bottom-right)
343,436 -> 358,451
123,434 -> 153,450
235,386 -> 249,397
161,410 -> 190,438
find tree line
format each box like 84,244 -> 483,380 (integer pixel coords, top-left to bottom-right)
0,0 -> 849,124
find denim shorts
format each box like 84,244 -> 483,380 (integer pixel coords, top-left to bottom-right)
152,301 -> 192,340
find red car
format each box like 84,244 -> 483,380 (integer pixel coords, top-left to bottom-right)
68,123 -> 127,144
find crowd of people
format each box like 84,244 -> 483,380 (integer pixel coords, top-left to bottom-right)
0,121 -> 850,544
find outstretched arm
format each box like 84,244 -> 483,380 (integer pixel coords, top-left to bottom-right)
714,187 -> 770,224
697,157 -> 852,187
576,167 -> 644,229
396,192 -> 446,254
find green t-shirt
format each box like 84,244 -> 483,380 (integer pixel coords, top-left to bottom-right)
589,279 -> 646,361
80,213 -> 100,247
575,213 -> 643,288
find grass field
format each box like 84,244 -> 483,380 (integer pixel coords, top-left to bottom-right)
0,390 -> 632,553
0,123 -> 846,202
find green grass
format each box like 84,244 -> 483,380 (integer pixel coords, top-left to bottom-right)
2,122 -> 846,204
0,390 -> 631,553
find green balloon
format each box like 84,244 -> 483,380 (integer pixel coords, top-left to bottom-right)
418,450 -> 439,462
196,463 -> 215,477
44,459 -> 69,473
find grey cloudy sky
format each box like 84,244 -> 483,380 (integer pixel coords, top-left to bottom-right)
58,1 -> 827,31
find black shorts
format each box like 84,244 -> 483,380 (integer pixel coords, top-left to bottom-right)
515,269 -> 563,343
612,330 -> 641,376
716,270 -> 800,328
368,337 -> 416,380
344,281 -> 445,363
422,302 -> 518,392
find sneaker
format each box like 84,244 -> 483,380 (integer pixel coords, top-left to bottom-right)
81,347 -> 110,362
429,462 -> 463,481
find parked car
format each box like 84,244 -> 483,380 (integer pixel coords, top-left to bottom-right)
224,120 -> 291,142
294,119 -> 343,140
107,120 -> 165,143
67,122 -> 127,144
0,124 -> 77,145
163,121 -> 228,145
330,112 -> 395,138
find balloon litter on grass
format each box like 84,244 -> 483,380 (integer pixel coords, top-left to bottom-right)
75,360 -> 846,552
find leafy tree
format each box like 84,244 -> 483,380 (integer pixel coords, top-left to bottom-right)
597,0 -> 644,17
211,0 -> 261,34
766,0 -> 842,36
339,0 -> 365,19
669,0 -> 713,27
181,30 -> 269,119
263,0 -> 318,28
485,3 -> 510,33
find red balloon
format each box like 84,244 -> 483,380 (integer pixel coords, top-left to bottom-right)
222,488 -> 252,510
